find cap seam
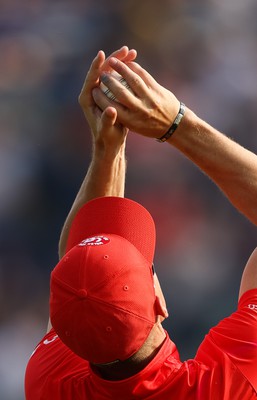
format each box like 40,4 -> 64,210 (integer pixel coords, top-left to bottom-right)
88,294 -> 156,325
51,273 -> 79,297
84,238 -> 153,293
51,276 -> 156,325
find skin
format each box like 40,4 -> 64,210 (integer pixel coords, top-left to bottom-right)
49,47 -> 134,332
48,47 -> 257,380
59,48 -> 137,259
90,52 -> 257,301
48,49 -> 168,379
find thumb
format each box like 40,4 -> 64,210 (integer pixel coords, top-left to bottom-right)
101,107 -> 117,127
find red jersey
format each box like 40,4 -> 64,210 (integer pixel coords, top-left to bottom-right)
25,289 -> 257,399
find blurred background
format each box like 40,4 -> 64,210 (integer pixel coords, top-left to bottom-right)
1,0 -> 257,398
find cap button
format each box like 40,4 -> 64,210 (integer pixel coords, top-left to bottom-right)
78,289 -> 88,299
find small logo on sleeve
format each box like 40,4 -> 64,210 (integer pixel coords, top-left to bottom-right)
29,334 -> 59,359
43,335 -> 58,345
248,304 -> 257,312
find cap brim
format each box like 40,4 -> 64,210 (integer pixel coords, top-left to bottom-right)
65,197 -> 156,265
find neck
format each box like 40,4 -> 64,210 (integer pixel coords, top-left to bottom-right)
91,323 -> 166,381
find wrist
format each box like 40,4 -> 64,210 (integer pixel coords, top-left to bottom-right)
166,107 -> 199,144
157,102 -> 186,143
93,139 -> 126,163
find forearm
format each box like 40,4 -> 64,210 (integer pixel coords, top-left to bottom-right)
58,142 -> 126,258
170,108 -> 257,224
77,142 -> 127,201
92,56 -> 257,224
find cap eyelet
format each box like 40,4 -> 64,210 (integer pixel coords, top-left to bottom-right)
106,326 -> 112,332
123,285 -> 129,291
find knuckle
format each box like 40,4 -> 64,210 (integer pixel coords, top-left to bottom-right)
115,86 -> 127,100
130,76 -> 141,86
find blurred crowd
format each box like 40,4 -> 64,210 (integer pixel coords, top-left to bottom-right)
1,0 -> 257,398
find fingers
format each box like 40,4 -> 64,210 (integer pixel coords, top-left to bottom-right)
101,57 -> 148,101
78,47 -> 137,142
92,70 -> 145,115
79,47 -> 137,109
109,46 -> 137,61
87,50 -> 106,82
108,46 -> 129,60
92,86 -> 128,114
107,58 -> 160,99
112,58 -> 157,88
122,49 -> 137,63
126,61 -> 157,87
79,50 -> 106,108
101,107 -> 118,127
99,107 -> 128,148
102,46 -> 137,72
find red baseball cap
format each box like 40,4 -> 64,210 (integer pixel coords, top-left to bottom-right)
50,197 -> 158,364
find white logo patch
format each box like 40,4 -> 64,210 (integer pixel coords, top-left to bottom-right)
248,304 -> 257,312
79,236 -> 110,247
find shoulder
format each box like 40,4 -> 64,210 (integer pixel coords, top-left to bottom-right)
195,289 -> 257,394
25,329 -> 90,400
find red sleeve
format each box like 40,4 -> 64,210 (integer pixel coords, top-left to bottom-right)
24,329 -> 89,400
209,289 -> 257,391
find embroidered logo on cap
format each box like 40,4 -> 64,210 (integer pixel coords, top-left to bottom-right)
78,236 -> 110,247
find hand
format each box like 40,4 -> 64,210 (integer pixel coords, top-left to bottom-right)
79,47 -> 137,152
91,57 -> 181,139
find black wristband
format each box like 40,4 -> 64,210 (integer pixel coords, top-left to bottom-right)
157,102 -> 186,143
